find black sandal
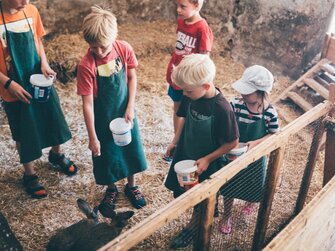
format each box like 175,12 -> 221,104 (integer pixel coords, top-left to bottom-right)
48,150 -> 78,176
23,174 -> 47,199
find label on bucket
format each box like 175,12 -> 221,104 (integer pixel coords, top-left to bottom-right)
112,130 -> 132,146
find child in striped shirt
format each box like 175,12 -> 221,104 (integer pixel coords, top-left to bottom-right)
220,65 -> 279,234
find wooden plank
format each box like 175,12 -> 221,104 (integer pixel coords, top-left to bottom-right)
99,102 -> 332,251
304,78 -> 329,99
320,63 -> 335,75
264,176 -> 335,251
286,91 -> 313,112
322,33 -> 335,63
274,58 -> 330,103
295,118 -> 326,214
323,84 -> 335,185
314,74 -> 331,89
321,33 -> 331,59
252,147 -> 285,251
195,194 -> 216,251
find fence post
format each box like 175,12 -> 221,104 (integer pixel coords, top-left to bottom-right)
252,147 -> 285,251
323,84 -> 335,186
194,193 -> 216,251
295,117 -> 326,214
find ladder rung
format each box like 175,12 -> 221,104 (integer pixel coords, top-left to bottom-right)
286,91 -> 313,112
320,63 -> 335,75
304,78 -> 329,99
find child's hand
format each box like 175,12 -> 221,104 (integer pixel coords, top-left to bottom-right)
41,64 -> 56,79
124,107 -> 134,127
246,140 -> 258,151
165,143 -> 176,159
8,81 -> 32,104
195,157 -> 210,175
89,138 -> 101,157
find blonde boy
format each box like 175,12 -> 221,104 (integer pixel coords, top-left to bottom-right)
77,6 -> 147,214
165,54 -> 239,248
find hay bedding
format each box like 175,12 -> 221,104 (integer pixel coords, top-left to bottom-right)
0,20 -> 324,250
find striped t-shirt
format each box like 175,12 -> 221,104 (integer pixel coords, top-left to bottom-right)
231,98 -> 279,134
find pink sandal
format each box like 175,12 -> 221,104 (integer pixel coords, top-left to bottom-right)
219,218 -> 232,234
242,203 -> 255,216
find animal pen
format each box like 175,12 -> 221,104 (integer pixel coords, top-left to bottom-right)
97,39 -> 335,250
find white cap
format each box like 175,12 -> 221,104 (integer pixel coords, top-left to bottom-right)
232,65 -> 274,95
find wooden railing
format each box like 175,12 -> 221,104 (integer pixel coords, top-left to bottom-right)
99,85 -> 335,251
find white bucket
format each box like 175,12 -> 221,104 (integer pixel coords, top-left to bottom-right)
109,118 -> 132,146
226,143 -> 248,161
174,160 -> 198,189
29,74 -> 54,102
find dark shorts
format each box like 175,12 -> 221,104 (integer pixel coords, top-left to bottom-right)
3,101 -> 21,142
168,85 -> 183,102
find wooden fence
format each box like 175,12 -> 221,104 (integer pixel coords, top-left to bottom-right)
98,85 -> 335,251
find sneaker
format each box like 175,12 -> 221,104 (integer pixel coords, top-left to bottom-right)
98,187 -> 119,218
124,184 -> 146,209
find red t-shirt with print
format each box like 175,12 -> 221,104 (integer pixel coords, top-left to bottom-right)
166,18 -> 213,90
77,40 -> 138,97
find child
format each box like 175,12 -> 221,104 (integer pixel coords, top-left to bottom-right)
165,54 -> 239,249
77,6 -> 147,215
219,65 -> 279,234
164,0 -> 213,161
0,0 -> 77,199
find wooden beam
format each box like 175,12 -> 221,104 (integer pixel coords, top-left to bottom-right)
324,84 -> 335,185
194,194 -> 216,251
274,58 -> 330,103
286,91 -> 313,112
264,176 -> 335,251
295,118 -> 326,214
321,33 -> 331,59
252,147 -> 285,251
320,63 -> 335,75
304,78 -> 329,99
99,102 -> 332,251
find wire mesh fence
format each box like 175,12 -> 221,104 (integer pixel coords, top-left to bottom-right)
99,101 -> 333,251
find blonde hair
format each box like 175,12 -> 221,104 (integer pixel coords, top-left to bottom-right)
82,5 -> 118,45
172,54 -> 216,88
190,0 -> 204,10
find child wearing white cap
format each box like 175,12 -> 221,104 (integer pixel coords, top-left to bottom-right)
219,65 -> 279,234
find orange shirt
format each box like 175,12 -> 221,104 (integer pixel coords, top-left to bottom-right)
0,4 -> 45,102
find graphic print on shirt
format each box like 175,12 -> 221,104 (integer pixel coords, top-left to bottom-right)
0,17 -> 35,80
175,31 -> 197,55
97,57 -> 123,77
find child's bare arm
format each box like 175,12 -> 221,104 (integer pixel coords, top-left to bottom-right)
125,68 -> 137,125
196,138 -> 239,174
165,118 -> 186,157
247,133 -> 273,150
38,38 -> 56,77
82,94 -> 100,156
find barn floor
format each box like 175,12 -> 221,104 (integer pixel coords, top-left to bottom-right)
0,20 -> 325,250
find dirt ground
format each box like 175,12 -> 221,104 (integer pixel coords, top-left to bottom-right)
0,20 -> 326,250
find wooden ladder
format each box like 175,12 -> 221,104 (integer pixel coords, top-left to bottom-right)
274,58 -> 335,112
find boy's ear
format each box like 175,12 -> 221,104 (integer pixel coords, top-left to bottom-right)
202,83 -> 211,90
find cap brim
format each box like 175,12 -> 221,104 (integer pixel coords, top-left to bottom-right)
232,79 -> 256,95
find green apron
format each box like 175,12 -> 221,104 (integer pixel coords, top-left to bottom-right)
221,110 -> 267,202
92,47 -> 147,185
1,6 -> 71,164
165,97 -> 223,197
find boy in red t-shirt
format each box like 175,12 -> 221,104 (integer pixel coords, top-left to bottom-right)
77,5 -> 147,214
164,0 -> 213,161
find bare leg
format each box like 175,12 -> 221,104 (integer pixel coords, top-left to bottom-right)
50,145 -> 61,154
173,101 -> 182,133
127,175 -> 135,187
219,198 -> 234,234
16,142 -> 35,175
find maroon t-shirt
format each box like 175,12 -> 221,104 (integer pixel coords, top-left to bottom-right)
166,18 -> 213,90
177,90 -> 239,145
